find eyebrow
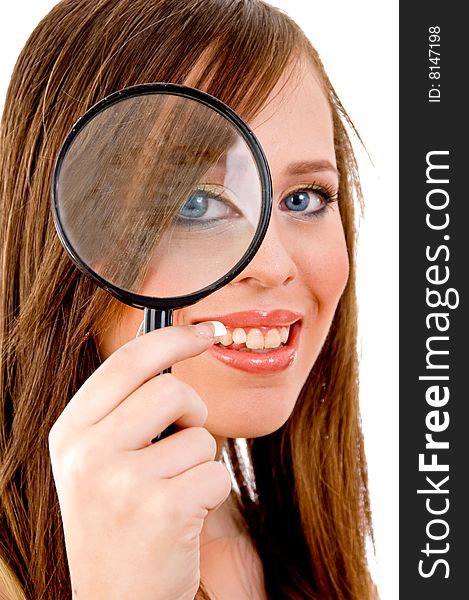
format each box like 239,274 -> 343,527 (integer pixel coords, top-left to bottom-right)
285,160 -> 339,177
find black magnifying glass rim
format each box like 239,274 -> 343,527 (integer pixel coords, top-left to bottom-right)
51,82 -> 273,310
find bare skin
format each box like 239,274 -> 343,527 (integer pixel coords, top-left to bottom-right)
199,493 -> 266,599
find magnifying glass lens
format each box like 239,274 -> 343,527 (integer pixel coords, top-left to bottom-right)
55,89 -> 265,301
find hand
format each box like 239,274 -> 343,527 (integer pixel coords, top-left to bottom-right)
48,322 -> 231,600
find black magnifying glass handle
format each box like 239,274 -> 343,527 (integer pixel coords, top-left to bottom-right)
144,307 -> 176,442
144,307 -> 174,351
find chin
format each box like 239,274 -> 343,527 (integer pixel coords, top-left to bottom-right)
206,417 -> 291,439
177,369 -> 302,439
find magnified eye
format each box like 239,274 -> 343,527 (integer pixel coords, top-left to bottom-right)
176,186 -> 240,229
179,193 -> 210,218
281,185 -> 337,220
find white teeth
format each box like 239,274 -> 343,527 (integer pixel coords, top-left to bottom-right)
264,328 -> 282,349
215,325 -> 292,350
218,331 -> 233,346
246,329 -> 265,350
232,328 -> 247,344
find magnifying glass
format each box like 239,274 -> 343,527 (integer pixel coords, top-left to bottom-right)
52,83 -> 272,439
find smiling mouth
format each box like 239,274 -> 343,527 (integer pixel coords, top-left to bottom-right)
192,310 -> 302,373
209,321 -> 301,373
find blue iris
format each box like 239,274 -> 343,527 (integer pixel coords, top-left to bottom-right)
179,193 -> 209,218
284,191 -> 311,212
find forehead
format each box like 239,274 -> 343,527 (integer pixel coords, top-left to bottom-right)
248,60 -> 336,172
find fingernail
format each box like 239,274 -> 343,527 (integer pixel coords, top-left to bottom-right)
193,321 -> 227,339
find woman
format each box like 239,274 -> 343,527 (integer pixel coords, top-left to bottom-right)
0,0 -> 375,598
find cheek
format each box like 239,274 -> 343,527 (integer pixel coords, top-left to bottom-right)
312,234 -> 349,306
97,306 -> 143,360
141,243 -> 243,298
290,216 -> 350,308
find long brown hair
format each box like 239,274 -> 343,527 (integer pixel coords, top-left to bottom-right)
0,1 -> 375,598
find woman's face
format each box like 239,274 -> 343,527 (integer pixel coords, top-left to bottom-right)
99,61 -> 349,439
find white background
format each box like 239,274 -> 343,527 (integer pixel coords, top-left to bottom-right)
0,2 -> 398,598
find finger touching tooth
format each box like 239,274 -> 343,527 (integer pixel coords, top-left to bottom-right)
219,331 -> 233,346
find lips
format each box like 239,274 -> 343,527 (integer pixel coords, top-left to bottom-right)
194,310 -> 302,374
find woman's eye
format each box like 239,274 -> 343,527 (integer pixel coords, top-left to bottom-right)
177,188 -> 238,228
179,193 -> 210,219
281,187 -> 336,219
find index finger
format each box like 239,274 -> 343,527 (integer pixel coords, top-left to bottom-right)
58,321 -> 225,430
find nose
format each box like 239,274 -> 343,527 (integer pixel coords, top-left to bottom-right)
232,217 -> 298,289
